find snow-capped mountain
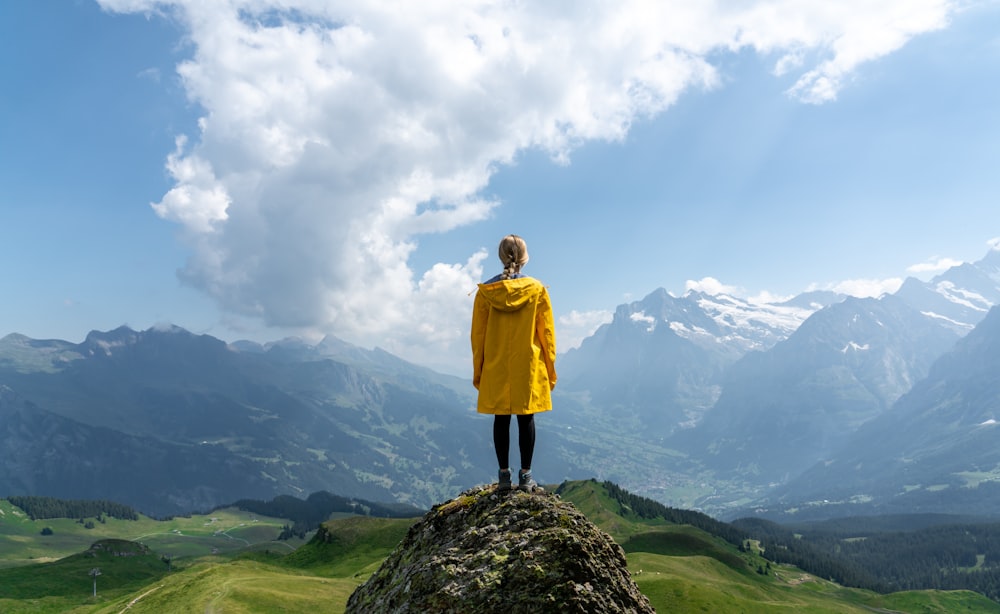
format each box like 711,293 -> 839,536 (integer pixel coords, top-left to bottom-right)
895,247 -> 1000,334
554,245 -> 1000,515
683,246 -> 1000,515
659,289 -> 842,355
682,293 -> 960,488
757,303 -> 1000,520
556,287 -> 843,436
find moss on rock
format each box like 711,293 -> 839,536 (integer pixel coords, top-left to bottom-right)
346,485 -> 654,613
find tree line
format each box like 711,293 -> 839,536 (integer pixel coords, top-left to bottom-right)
732,515 -> 1000,601
600,480 -> 746,547
5,496 -> 138,521
598,480 -> 1000,602
228,490 -> 424,537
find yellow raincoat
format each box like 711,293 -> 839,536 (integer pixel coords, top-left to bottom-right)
471,276 -> 557,414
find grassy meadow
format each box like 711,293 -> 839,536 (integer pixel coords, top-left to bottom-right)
2,483 -> 1000,613
0,499 -> 310,568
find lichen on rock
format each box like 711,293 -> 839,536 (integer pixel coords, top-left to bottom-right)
346,484 -> 654,613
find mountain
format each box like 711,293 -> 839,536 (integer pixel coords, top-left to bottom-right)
557,288 -> 839,433
686,247 -> 1000,515
0,385 -> 275,514
5,245 -> 1000,520
755,304 -> 1000,519
682,293 -> 959,489
894,247 -> 1000,334
0,326 -> 583,516
549,246 -> 1000,515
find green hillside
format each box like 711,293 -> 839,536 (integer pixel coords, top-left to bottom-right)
0,498 -> 306,569
2,482 -> 1000,613
556,480 -> 1000,613
281,515 -> 414,577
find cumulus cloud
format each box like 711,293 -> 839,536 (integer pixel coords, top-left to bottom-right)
685,277 -> 742,297
98,0 -> 958,370
907,256 -> 964,275
775,2 -> 955,103
152,136 -> 231,233
814,278 -> 905,298
558,309 -> 613,351
747,290 -> 795,305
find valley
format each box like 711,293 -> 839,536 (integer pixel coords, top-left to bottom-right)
3,246 -> 1000,609
4,247 -> 1000,522
3,482 -> 1000,612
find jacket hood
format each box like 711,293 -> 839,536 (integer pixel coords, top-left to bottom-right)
477,277 -> 546,312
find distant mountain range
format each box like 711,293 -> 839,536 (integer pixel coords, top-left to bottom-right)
0,327 -> 541,516
557,287 -> 844,433
557,245 -> 1000,518
3,246 -> 1000,520
762,300 -> 1000,519
685,293 -> 959,483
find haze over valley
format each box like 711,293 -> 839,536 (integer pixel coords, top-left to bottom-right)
4,243 -> 1000,522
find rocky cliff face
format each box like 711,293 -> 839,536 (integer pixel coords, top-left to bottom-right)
346,485 -> 654,613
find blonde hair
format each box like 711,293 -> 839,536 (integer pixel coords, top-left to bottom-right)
498,234 -> 529,280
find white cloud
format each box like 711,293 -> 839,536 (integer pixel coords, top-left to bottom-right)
685,277 -> 741,297
988,237 -> 1000,251
747,290 -> 794,305
684,280 -> 794,306
137,67 -> 161,82
151,136 -> 230,233
906,256 -> 963,275
558,309 -> 613,351
99,0 -> 959,370
817,278 -> 905,298
778,2 -> 954,103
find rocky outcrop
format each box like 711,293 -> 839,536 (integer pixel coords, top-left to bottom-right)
346,485 -> 654,613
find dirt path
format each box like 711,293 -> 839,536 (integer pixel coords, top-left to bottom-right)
117,584 -> 164,613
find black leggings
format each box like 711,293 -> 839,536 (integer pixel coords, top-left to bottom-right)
493,414 -> 535,470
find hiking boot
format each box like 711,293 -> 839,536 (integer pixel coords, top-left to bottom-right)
498,469 -> 512,491
518,470 -> 543,492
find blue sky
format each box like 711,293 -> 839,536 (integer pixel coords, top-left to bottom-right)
2,1 -> 999,374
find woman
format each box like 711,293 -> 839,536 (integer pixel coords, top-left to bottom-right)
471,234 -> 557,492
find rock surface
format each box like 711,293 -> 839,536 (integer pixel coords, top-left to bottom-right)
346,484 -> 654,613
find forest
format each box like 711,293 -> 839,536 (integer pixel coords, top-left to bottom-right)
598,480 -> 747,546
5,495 -> 139,521
577,481 -> 1000,602
733,515 -> 1000,601
228,490 -> 423,535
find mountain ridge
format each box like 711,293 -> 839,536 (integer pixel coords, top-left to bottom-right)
555,244 -> 1000,515
0,328 -> 498,516
753,304 -> 1000,519
4,246 -> 1000,519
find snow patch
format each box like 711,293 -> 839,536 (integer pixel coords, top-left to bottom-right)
934,281 -> 990,311
841,341 -> 870,353
669,321 -> 712,337
630,311 -> 656,332
692,295 -> 813,335
94,339 -> 127,356
920,311 -> 975,330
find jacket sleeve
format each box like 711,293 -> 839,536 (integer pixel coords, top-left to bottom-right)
536,287 -> 557,390
471,289 -> 489,389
